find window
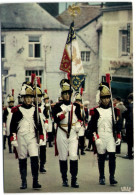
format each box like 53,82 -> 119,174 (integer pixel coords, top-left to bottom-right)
28,36 -> 40,58
25,70 -> 43,84
81,51 -> 90,61
81,52 -> 85,61
86,51 -> 90,61
1,36 -> 5,58
119,30 -> 128,56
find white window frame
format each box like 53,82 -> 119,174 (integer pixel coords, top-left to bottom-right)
86,51 -> 90,61
28,36 -> 41,58
81,51 -> 90,61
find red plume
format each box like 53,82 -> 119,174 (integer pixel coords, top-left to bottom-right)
37,77 -> 41,88
44,89 -> 47,94
31,73 -> 36,86
106,73 -> 110,87
12,89 -> 14,96
80,88 -> 84,96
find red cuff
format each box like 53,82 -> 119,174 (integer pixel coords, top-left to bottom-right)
45,120 -> 48,124
117,134 -> 121,139
39,135 -> 44,140
59,113 -> 65,121
78,120 -> 82,123
10,135 -> 17,142
92,134 -> 99,142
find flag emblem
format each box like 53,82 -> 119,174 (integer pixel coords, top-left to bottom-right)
60,22 -> 85,91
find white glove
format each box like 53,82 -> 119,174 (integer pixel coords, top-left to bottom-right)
116,138 -> 121,146
39,139 -> 44,146
75,122 -> 81,133
93,132 -> 99,141
93,132 -> 102,146
11,140 -> 18,147
95,138 -> 102,146
62,105 -> 72,113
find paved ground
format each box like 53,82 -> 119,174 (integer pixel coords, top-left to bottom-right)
3,140 -> 134,193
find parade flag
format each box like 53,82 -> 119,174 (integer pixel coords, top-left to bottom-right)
60,22 -> 85,91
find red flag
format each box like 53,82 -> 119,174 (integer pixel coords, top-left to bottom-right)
60,47 -> 71,73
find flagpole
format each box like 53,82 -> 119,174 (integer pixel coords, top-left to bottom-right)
68,4 -> 81,102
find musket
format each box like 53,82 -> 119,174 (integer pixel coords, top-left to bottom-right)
106,73 -> 117,139
31,73 -> 40,144
106,73 -> 116,124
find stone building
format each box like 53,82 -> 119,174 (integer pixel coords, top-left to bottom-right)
57,2 -> 133,102
99,2 -> 133,99
1,3 -> 68,105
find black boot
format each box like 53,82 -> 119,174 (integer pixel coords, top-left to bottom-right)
3,135 -> 6,149
40,163 -> 46,173
98,154 -> 106,185
70,160 -> 79,188
19,158 -> 27,189
40,146 -> 46,173
109,153 -> 118,185
30,156 -> 41,189
8,136 -> 12,153
49,142 -> 53,147
59,160 -> 69,187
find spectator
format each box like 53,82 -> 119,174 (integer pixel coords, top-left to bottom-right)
122,93 -> 133,159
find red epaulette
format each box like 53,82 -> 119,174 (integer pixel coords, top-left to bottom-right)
89,106 -> 98,116
11,104 -> 22,113
115,107 -> 120,116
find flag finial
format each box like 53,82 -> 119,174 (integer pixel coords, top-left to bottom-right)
68,4 -> 81,18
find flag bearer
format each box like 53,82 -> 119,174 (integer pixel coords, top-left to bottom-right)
53,80 -> 82,188
88,82 -> 121,185
10,84 -> 44,189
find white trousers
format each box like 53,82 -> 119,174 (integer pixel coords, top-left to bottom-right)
57,127 -> 78,161
96,132 -> 116,154
17,132 -> 39,159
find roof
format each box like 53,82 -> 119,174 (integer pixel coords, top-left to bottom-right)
0,3 -> 68,30
56,5 -> 102,30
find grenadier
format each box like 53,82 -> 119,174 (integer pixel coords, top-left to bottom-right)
10,83 -> 44,189
33,86 -> 47,173
53,81 -> 82,188
88,82 -> 121,185
43,92 -> 53,147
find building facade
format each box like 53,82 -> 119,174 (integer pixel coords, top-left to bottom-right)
1,3 -> 68,105
100,3 -> 133,99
